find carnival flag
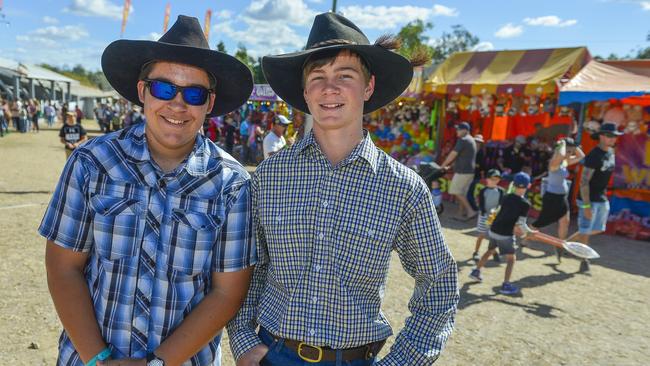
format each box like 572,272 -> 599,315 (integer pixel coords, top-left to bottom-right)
204,9 -> 212,43
121,0 -> 131,37
163,3 -> 171,33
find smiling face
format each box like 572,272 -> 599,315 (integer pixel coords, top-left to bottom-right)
303,50 -> 375,133
137,61 -> 215,160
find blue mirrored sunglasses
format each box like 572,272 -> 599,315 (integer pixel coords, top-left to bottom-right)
143,79 -> 211,106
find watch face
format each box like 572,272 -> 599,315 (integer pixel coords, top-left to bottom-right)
147,359 -> 164,366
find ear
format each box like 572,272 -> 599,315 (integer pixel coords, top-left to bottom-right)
206,92 -> 216,114
137,80 -> 146,104
364,75 -> 375,101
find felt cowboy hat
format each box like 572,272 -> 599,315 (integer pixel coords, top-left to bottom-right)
101,15 -> 253,117
262,12 -> 413,114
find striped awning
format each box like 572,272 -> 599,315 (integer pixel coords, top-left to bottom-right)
425,47 -> 591,96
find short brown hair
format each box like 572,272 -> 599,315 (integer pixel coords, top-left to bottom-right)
301,49 -> 371,88
138,61 -> 217,89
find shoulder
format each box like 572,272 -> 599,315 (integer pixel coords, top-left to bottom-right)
206,140 -> 251,182
377,149 -> 430,199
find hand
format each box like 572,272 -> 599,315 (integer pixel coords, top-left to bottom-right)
583,207 -> 592,220
99,358 -> 145,366
236,344 -> 270,366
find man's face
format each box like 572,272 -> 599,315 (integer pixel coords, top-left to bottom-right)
272,123 -> 287,136
456,129 -> 467,137
136,61 -> 215,156
303,51 -> 375,132
600,134 -> 618,148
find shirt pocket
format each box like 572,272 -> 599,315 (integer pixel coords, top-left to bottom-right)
165,208 -> 223,277
89,194 -> 145,260
334,220 -> 394,285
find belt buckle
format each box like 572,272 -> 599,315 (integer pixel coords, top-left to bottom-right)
297,342 -> 323,363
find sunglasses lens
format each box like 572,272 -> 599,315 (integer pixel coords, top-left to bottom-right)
182,87 -> 209,106
149,80 -> 176,101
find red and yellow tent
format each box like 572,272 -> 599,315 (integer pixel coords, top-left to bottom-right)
426,47 -> 591,96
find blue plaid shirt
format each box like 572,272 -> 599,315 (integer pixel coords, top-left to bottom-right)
228,131 -> 458,365
39,123 -> 256,366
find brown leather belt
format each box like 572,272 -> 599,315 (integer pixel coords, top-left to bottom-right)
279,336 -> 386,363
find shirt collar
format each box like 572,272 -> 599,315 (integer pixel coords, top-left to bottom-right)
120,122 -> 212,177
295,129 -> 379,174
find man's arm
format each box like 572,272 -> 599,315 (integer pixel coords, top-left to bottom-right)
152,269 -> 253,366
379,186 -> 459,366
580,167 -> 594,219
441,150 -> 458,170
46,242 -> 107,364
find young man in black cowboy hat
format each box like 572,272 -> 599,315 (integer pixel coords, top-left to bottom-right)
567,122 -> 621,272
228,12 -> 458,366
39,15 -> 256,366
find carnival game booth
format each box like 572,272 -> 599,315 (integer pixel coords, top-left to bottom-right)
559,61 -> 650,241
246,84 -> 303,136
422,47 -> 592,215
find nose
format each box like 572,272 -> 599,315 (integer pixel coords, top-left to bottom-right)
168,89 -> 188,110
321,76 -> 340,95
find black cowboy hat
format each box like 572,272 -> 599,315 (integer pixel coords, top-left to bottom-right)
262,12 -> 413,114
596,122 -> 623,136
101,15 -> 253,117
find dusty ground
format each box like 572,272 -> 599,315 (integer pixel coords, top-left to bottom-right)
1,123 -> 648,365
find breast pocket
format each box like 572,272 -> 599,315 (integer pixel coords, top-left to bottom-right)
89,194 -> 144,260
165,208 -> 223,276
334,221 -> 394,285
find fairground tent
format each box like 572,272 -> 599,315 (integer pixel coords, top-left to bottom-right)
425,47 -> 590,96
559,60 -> 650,105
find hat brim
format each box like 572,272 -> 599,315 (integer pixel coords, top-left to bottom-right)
262,44 -> 412,114
597,131 -> 623,136
102,40 -> 253,117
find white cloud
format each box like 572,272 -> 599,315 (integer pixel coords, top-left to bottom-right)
16,25 -> 90,47
64,0 -> 131,21
432,4 -> 459,17
472,41 -> 494,51
641,1 -> 650,10
217,17 -> 305,58
494,23 -> 523,38
216,10 -> 233,20
244,0 -> 316,26
523,15 -> 577,27
341,4 -> 458,31
43,16 -> 59,24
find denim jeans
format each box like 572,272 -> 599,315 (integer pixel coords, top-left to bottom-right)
258,328 -> 376,366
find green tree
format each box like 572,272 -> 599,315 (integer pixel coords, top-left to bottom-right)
253,57 -> 267,84
431,25 -> 479,64
397,19 -> 434,61
216,40 -> 226,53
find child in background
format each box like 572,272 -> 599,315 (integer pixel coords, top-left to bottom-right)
472,169 -> 505,262
470,172 -> 534,295
59,111 -> 87,159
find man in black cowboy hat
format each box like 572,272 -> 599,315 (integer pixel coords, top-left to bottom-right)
567,122 -> 621,272
228,12 -> 458,366
39,15 -> 255,366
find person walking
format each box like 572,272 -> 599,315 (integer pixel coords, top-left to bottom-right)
441,122 -> 478,220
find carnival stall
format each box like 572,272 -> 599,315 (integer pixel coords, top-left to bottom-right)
421,47 -> 591,215
559,61 -> 650,241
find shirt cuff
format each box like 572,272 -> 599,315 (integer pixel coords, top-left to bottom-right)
229,328 -> 263,361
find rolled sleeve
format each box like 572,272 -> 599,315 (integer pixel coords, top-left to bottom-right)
212,180 -> 257,273
38,151 -> 94,252
380,183 -> 459,366
227,172 -> 269,359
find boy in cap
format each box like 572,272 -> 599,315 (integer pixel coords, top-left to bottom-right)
470,172 -> 533,295
40,16 -> 255,366
228,12 -> 458,366
472,169 -> 505,262
59,111 -> 88,159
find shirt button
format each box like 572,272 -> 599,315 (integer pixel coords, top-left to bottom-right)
318,233 -> 324,240
309,329 -> 316,336
322,200 -> 328,208
314,264 -> 322,272
367,229 -> 375,237
312,296 -> 318,303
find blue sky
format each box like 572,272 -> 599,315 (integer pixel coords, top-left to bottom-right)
1,0 -> 649,71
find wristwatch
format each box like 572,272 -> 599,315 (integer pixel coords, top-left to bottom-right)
146,352 -> 165,366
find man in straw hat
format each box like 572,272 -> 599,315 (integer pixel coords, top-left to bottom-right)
228,12 -> 458,366
567,122 -> 621,273
39,15 -> 256,366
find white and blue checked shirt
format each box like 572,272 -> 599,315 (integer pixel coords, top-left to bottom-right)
39,123 -> 256,366
228,131 -> 458,365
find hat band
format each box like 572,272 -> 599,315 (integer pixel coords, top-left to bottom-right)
308,39 -> 358,49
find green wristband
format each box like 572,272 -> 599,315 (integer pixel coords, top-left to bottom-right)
85,347 -> 111,366
581,203 -> 591,209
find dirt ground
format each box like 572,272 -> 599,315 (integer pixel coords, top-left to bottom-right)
1,123 -> 649,365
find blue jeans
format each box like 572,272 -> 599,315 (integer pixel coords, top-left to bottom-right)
259,328 -> 377,366
577,200 -> 610,235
